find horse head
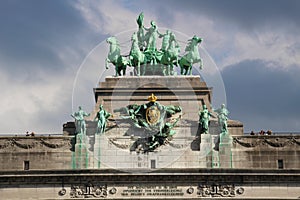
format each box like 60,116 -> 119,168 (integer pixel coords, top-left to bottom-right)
191,35 -> 203,44
106,36 -> 118,45
131,32 -> 138,43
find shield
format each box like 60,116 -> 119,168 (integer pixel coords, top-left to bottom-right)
146,105 -> 161,125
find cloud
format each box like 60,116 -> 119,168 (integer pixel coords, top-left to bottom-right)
222,59 -> 300,132
144,0 -> 300,31
0,0 -> 101,134
0,67 -> 73,133
119,1 -> 300,70
220,31 -> 300,69
1,0 -> 299,135
73,0 -> 138,34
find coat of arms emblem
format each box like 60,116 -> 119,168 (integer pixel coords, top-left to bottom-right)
146,105 -> 161,125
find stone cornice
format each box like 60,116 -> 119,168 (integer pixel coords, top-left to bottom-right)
232,135 -> 300,148
0,136 -> 73,150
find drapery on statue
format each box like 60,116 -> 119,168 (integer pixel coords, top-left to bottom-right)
160,30 -> 171,52
71,106 -> 90,135
105,36 -> 130,76
94,105 -> 111,134
198,105 -> 213,134
214,104 -> 229,134
144,20 -> 162,52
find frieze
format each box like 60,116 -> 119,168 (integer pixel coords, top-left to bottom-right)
108,138 -> 132,149
69,183 -> 107,198
197,184 -> 244,197
0,137 -> 72,150
57,183 -> 245,198
233,136 -> 300,148
0,140 -> 11,149
108,137 -> 189,150
168,141 -> 189,149
40,138 -> 71,149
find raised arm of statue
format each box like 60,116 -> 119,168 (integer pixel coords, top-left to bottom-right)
72,106 -> 89,135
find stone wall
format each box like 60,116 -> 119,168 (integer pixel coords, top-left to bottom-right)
0,169 -> 299,199
0,136 -> 73,170
0,134 -> 299,171
231,135 -> 300,169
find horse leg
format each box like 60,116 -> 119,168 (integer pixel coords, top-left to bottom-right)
137,62 -> 140,76
180,66 -> 184,75
142,63 -> 147,76
184,66 -> 189,75
188,59 -> 193,75
166,58 -> 171,76
118,67 -> 122,76
167,65 -> 170,76
179,59 -> 185,75
105,58 -> 109,69
170,64 -> 174,75
122,66 -> 126,76
114,66 -> 118,77
189,66 -> 192,75
162,64 -> 167,76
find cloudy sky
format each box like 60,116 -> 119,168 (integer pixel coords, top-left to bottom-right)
0,0 -> 300,134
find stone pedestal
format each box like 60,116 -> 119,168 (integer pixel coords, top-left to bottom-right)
92,76 -> 212,123
199,134 -> 212,167
93,134 -> 102,169
218,133 -> 233,168
73,134 -> 89,169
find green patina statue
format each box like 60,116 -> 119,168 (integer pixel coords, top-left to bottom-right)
160,31 -> 180,75
144,20 -> 162,52
148,115 -> 181,151
105,12 -> 204,77
214,104 -> 229,134
114,94 -> 182,152
160,30 -> 171,52
136,12 -> 145,50
179,35 -> 203,75
198,105 -> 213,134
94,105 -> 111,134
105,36 -> 130,76
71,106 -> 90,135
129,32 -> 147,76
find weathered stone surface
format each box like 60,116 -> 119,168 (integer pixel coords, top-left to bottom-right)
0,136 -> 73,170
0,169 -> 299,199
1,75 -> 300,199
